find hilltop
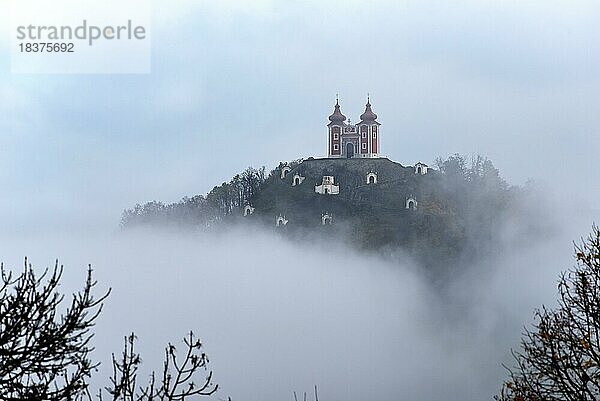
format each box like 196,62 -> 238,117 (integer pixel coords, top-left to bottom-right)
121,154 -> 516,272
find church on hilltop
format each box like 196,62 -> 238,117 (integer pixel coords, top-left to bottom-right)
327,97 -> 380,158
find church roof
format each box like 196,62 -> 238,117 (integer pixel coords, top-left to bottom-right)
359,98 -> 378,123
328,99 -> 346,124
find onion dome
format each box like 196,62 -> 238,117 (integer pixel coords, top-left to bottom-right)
328,99 -> 346,124
360,98 -> 378,122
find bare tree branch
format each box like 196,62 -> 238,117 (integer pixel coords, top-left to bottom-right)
103,331 -> 217,401
0,258 -> 110,401
497,225 -> 600,400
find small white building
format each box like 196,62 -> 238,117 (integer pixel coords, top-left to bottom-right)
315,176 -> 340,195
292,174 -> 305,186
366,172 -> 378,184
321,212 -> 333,225
275,214 -> 288,227
414,162 -> 429,175
406,197 -> 417,210
280,166 -> 291,179
243,205 -> 255,216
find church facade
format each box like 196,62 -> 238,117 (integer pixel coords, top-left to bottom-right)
327,97 -> 380,158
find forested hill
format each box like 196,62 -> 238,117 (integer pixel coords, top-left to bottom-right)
121,154 -> 523,271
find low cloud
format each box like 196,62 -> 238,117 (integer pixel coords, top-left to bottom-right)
1,196 -> 589,401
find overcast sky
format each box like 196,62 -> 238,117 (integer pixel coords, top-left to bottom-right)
1,0 -> 599,231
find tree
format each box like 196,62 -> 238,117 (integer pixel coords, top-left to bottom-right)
435,153 -> 467,180
120,165 -> 269,229
0,259 -> 218,401
497,225 -> 600,400
101,332 -> 217,401
0,259 -> 108,401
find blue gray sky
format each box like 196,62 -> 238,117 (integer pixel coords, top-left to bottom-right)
1,0 -> 599,232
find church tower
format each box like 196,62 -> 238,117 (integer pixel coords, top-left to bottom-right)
358,96 -> 381,157
327,97 -> 346,157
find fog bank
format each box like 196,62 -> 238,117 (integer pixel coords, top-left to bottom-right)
0,204 -> 591,401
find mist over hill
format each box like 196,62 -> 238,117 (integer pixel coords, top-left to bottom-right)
121,154 -> 545,276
